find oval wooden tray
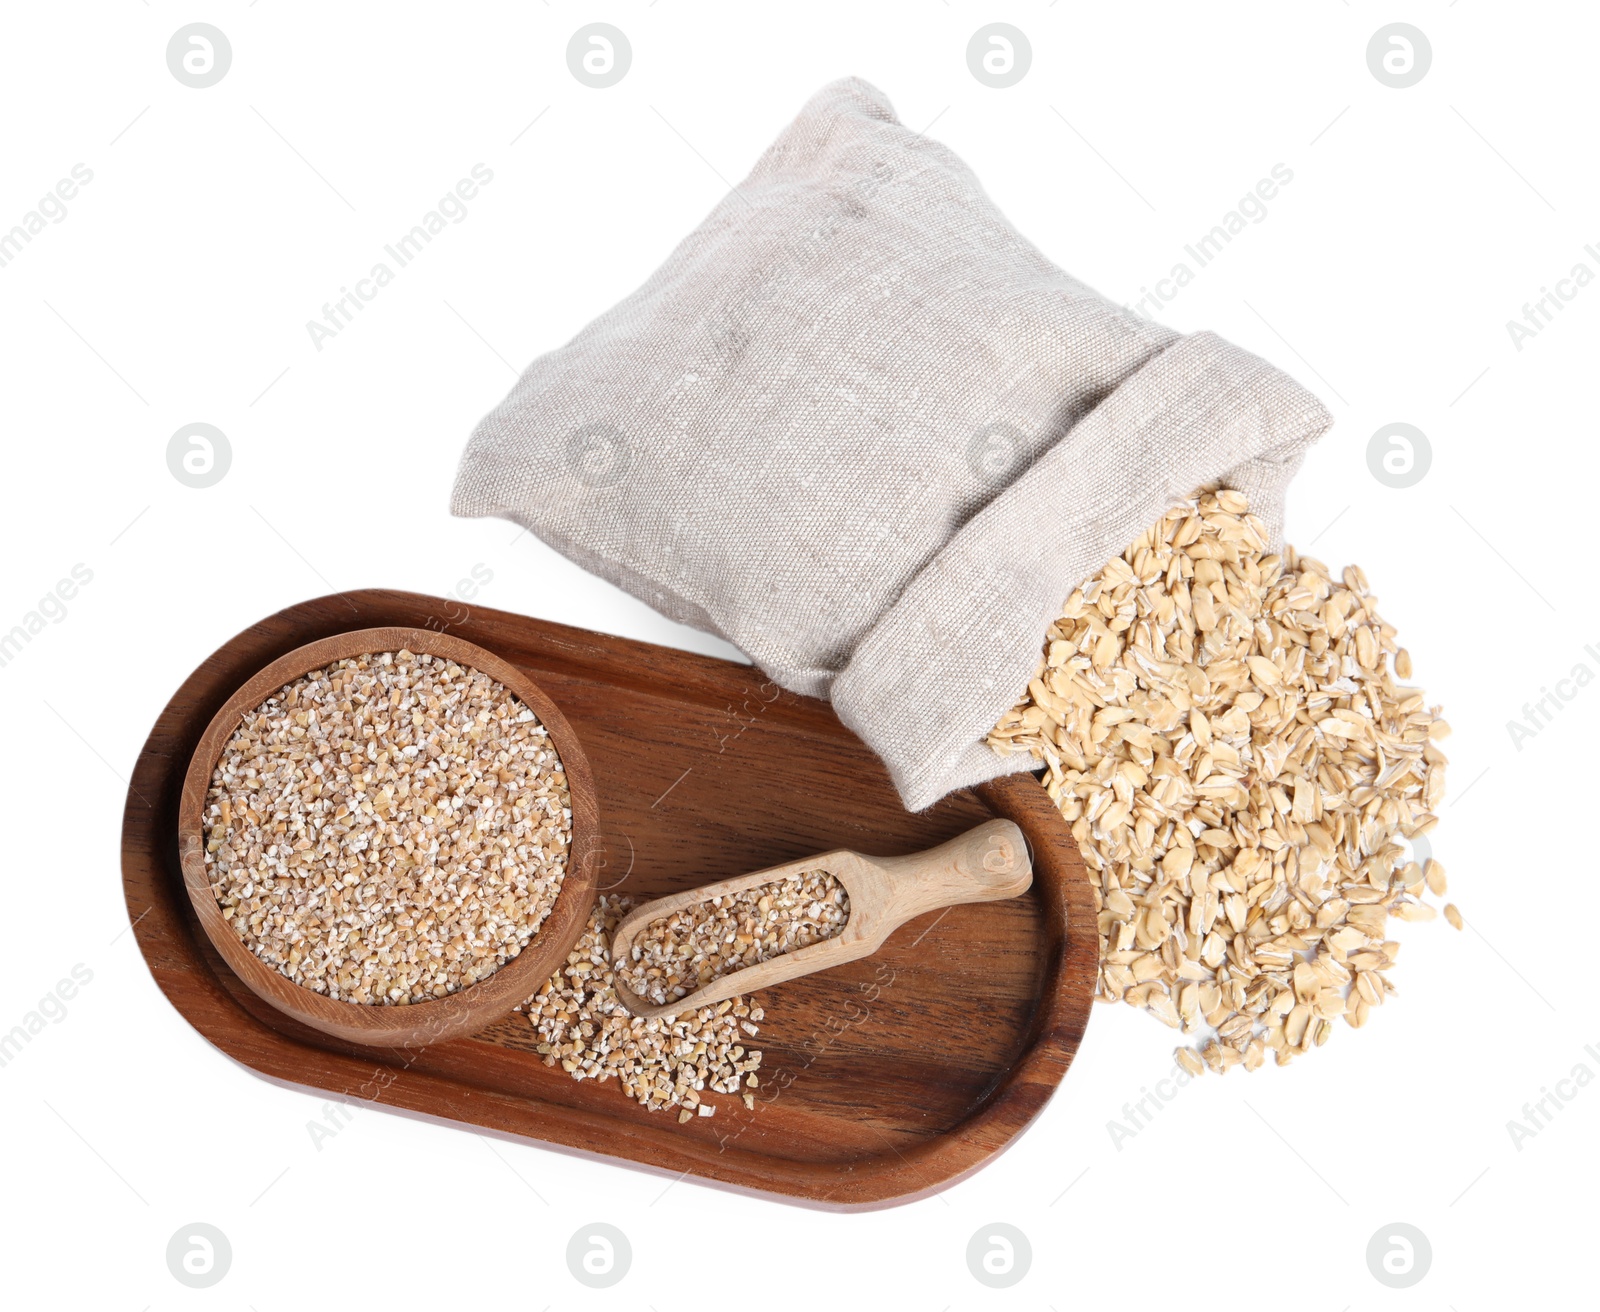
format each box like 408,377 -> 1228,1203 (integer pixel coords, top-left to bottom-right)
120,590 -> 1097,1209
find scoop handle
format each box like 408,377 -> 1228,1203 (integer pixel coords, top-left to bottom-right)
862,818 -> 1032,938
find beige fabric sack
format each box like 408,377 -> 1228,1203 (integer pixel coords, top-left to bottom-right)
452,77 -> 1331,811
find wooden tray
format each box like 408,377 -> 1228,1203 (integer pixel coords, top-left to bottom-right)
122,590 -> 1097,1209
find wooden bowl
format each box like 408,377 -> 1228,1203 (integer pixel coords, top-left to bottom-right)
178,626 -> 599,1048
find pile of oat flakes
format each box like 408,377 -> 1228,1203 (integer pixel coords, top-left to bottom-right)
989,490 -> 1455,1073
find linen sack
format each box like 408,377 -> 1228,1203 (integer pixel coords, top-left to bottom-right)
452,77 -> 1332,811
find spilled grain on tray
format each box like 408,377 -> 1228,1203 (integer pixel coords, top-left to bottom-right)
521,895 -> 764,1113
988,490 -> 1454,1073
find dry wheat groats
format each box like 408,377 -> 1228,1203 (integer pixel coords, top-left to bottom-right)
201,649 -> 572,1005
989,490 -> 1453,1073
523,875 -> 849,1115
616,870 -> 850,1006
521,895 -> 765,1115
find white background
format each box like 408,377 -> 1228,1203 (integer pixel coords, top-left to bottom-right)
1,2 -> 1594,1307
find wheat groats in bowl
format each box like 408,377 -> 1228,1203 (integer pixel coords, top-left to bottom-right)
178,627 -> 598,1047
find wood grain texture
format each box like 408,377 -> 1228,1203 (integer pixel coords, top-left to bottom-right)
608,818 -> 1033,1019
177,626 -> 601,1047
122,590 -> 1098,1209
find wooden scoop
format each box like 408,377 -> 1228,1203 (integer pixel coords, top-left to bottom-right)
608,818 -> 1032,1018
